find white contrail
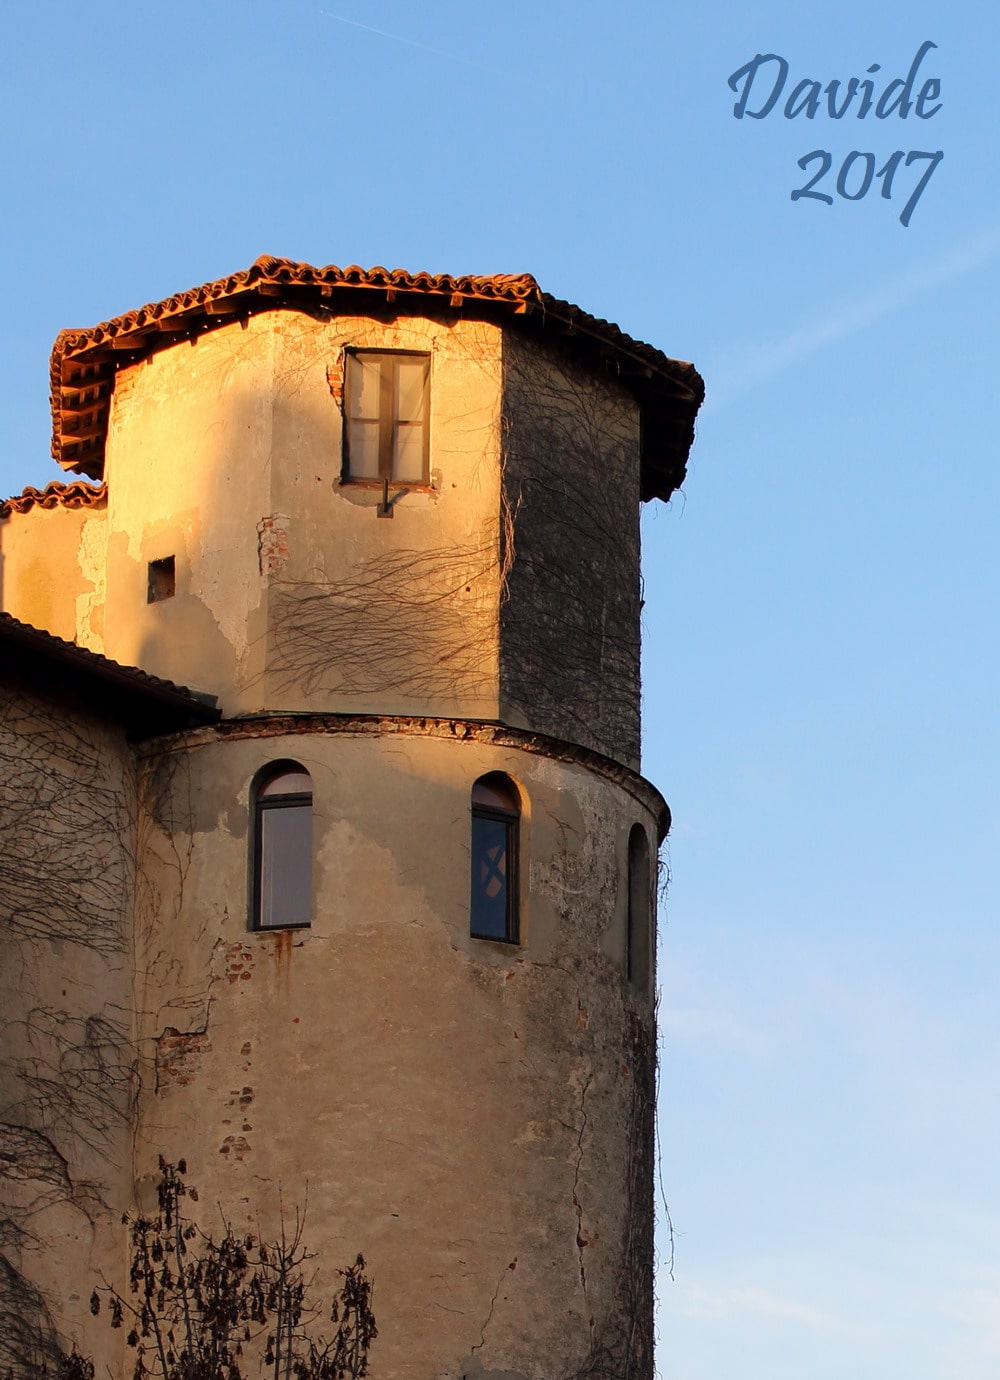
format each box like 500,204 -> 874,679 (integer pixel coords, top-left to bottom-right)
319,11 -> 513,81
706,224 -> 1000,413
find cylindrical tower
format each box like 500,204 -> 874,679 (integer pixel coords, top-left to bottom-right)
3,258 -> 703,1380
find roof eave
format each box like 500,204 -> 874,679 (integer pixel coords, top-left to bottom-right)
0,615 -> 221,740
50,258 -> 704,500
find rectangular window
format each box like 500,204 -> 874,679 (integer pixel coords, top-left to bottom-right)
258,802 -> 312,928
344,351 -> 430,485
470,775 -> 520,944
252,766 -> 314,930
147,556 -> 175,603
627,825 -> 651,989
471,812 -> 513,941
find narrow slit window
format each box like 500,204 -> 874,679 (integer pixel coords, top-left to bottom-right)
251,763 -> 313,930
147,556 -> 175,603
470,774 -> 520,943
627,824 -> 652,989
344,351 -> 430,485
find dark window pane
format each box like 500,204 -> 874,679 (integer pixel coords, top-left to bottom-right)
147,556 -> 175,603
627,825 -> 651,988
259,802 -> 312,928
471,813 -> 510,940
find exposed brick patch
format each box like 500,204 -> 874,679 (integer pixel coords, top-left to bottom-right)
225,1085 -> 255,1132
219,1134 -> 250,1162
257,516 -> 289,576
156,1028 -> 211,1091
157,714 -> 670,839
326,360 -> 343,401
222,942 -> 255,985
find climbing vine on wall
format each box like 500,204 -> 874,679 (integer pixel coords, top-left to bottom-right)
0,684 -> 137,1377
0,685 -> 132,952
501,333 -> 644,767
91,1158 -> 376,1380
270,530 -> 506,702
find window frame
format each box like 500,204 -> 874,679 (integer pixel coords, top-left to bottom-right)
342,348 -> 431,488
626,824 -> 652,990
469,775 -> 520,945
249,761 -> 314,932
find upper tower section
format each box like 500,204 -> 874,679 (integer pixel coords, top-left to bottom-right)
7,256 -> 703,767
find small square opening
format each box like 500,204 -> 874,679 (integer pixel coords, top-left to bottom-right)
147,556 -> 176,603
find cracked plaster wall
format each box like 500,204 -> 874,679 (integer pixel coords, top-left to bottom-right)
500,334 -> 643,770
132,725 -> 659,1380
0,504 -> 107,649
0,677 -> 134,1378
1,298 -> 663,1379
95,309 -> 504,720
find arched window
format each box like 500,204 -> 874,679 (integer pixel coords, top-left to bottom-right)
627,824 -> 651,989
470,774 -> 520,943
251,762 -> 313,930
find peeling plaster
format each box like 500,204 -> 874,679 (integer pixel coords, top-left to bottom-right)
74,511 -> 106,652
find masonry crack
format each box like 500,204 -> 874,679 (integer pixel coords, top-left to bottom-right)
571,1071 -> 592,1298
471,1258 -> 516,1355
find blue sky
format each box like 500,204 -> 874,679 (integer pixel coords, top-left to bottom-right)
1,3 -> 997,1377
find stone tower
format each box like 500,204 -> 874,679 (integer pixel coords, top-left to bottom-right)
0,257 -> 703,1380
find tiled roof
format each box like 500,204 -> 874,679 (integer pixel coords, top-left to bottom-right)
0,612 -> 220,738
0,480 -> 106,518
50,256 -> 704,500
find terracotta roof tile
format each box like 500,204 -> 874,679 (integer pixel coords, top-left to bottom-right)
0,479 -> 107,518
50,255 -> 703,500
